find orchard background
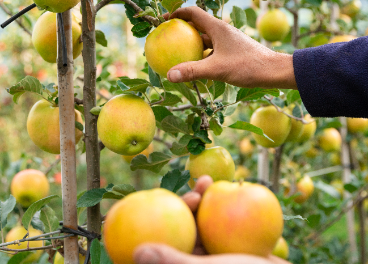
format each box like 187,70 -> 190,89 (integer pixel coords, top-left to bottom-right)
0,0 -> 368,263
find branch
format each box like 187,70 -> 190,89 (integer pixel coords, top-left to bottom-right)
74,97 -> 83,105
0,3 -> 32,36
44,157 -> 61,176
95,0 -> 160,27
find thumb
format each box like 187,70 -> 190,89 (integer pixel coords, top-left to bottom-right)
167,58 -> 215,83
133,243 -> 199,264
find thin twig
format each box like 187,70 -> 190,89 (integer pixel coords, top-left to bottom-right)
74,97 -> 84,105
44,157 -> 61,176
0,245 -> 55,252
0,3 -> 32,36
193,82 -> 205,107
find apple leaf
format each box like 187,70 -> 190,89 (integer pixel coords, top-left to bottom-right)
209,81 -> 226,100
170,135 -> 192,155
161,169 -> 190,193
30,211 -> 44,232
244,8 -> 257,28
163,81 -> 197,106
75,121 -> 84,132
192,116 -> 201,132
307,214 -> 321,228
7,252 -> 33,264
230,6 -> 247,29
40,206 -> 59,234
292,105 -> 302,118
209,117 -> 223,136
90,239 -> 101,264
134,6 -> 156,18
204,0 -> 220,9
148,66 -> 161,87
117,77 -> 150,93
151,105 -> 173,123
77,188 -> 107,208
131,21 -> 152,38
6,76 -> 53,104
161,0 -> 185,14
90,106 -> 102,116
236,88 -> 280,102
22,195 -> 59,231
95,30 -> 108,47
130,152 -> 172,173
314,180 -> 341,199
0,195 -> 16,230
111,184 -> 136,196
187,138 -> 205,155
227,121 -> 274,142
193,130 -> 212,144
283,215 -> 307,221
151,92 -> 182,106
286,90 -> 301,105
161,115 -> 189,134
100,243 -> 114,264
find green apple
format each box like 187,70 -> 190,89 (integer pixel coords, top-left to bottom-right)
34,0 -> 80,14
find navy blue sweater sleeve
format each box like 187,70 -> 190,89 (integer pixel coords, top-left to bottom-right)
293,36 -> 368,118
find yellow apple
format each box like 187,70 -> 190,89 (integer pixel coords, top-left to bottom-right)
27,99 -> 84,154
294,175 -> 314,203
347,118 -> 368,133
329,35 -> 357,44
341,0 -> 361,18
298,114 -> 316,143
234,165 -> 251,180
11,169 -> 49,207
54,251 -> 86,264
185,146 -> 235,189
5,226 -> 43,262
250,105 -> 291,148
257,9 -> 290,42
319,128 -> 341,152
34,0 -> 80,13
32,12 -> 83,63
272,236 -> 289,259
285,118 -> 304,142
103,188 -> 196,264
97,94 -> 156,155
239,137 -> 254,155
305,146 -> 319,158
122,143 -> 154,163
197,181 -> 284,256
145,18 -> 203,77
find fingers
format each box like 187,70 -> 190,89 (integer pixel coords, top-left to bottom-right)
193,175 -> 213,195
201,34 -> 213,50
182,191 -> 201,212
134,243 -> 200,264
167,57 -> 216,83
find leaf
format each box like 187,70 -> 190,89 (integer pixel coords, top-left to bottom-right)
161,169 -> 190,193
0,195 -> 16,230
130,152 -> 172,173
283,215 -> 307,221
31,211 -> 44,232
307,214 -> 321,228
111,184 -> 136,196
22,195 -> 58,231
192,116 -> 201,132
163,81 -> 197,106
161,0 -> 185,13
244,8 -> 257,28
193,130 -> 212,144
209,81 -> 226,99
236,88 -> 280,102
314,180 -> 341,199
209,118 -> 223,136
187,138 -> 205,155
95,30 -> 108,47
90,106 -> 102,116
151,106 -> 173,123
223,84 -> 237,104
170,135 -> 192,155
117,78 -> 150,93
151,92 -> 182,106
161,115 -> 189,134
40,206 -> 59,234
90,239 -> 101,264
7,252 -> 33,264
228,121 -> 274,142
100,243 -> 114,264
204,0 -> 220,9
148,66 -> 161,87
77,188 -> 107,208
75,121 -> 84,132
134,6 -> 156,18
7,76 -> 52,104
286,90 -> 301,105
131,21 -> 152,38
230,6 -> 247,29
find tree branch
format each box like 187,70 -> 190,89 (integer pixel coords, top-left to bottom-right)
0,3 -> 32,36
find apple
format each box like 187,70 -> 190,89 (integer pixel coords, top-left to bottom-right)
103,188 -> 196,264
305,146 -> 319,158
250,105 -> 291,148
330,152 -> 341,165
53,172 -> 62,185
197,181 -> 284,256
297,114 -> 316,143
185,146 -> 235,189
239,137 -> 254,155
54,251 -> 86,264
257,9 -> 290,42
34,0 -> 80,14
347,117 -> 368,133
32,12 -> 83,63
122,143 -> 154,163
319,128 -> 341,152
329,35 -> 357,44
234,165 -> 251,180
285,118 -> 304,142
144,18 -> 203,77
11,169 -> 49,207
331,179 -> 344,196
341,0 -> 361,18
5,226 -> 43,262
272,236 -> 289,260
294,175 -> 314,203
97,94 -> 156,155
27,99 -> 84,154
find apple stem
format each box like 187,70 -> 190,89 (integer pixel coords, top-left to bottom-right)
0,3 -> 36,29
132,140 -> 137,146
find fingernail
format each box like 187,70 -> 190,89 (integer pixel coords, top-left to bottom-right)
135,247 -> 161,264
169,70 -> 182,82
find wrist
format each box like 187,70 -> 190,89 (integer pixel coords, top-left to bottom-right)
265,52 -> 297,90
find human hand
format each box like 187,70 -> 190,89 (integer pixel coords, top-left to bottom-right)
163,7 -> 297,90
133,175 -> 291,264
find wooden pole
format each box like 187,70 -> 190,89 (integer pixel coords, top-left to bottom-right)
57,10 -> 79,263
257,145 -> 269,182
